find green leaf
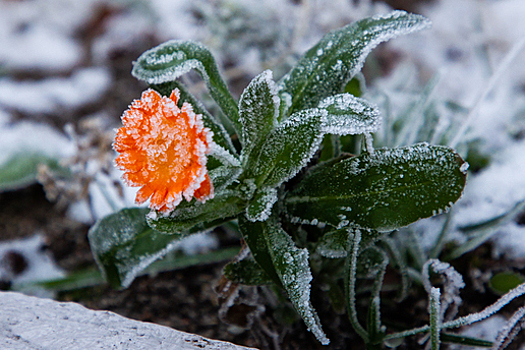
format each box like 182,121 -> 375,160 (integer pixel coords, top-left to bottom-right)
223,252 -> 273,286
0,152 -> 63,191
238,216 -> 329,345
318,93 -> 381,135
239,70 -> 279,166
245,187 -> 278,222
490,272 -> 525,295
24,247 -> 239,292
317,228 -> 351,258
286,143 -> 467,231
344,75 -> 365,97
147,190 -> 245,235
151,80 -> 238,157
277,11 -> 431,116
440,333 -> 492,347
249,109 -> 325,187
132,40 -> 240,132
88,208 -> 180,288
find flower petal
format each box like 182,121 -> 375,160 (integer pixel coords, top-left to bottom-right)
113,88 -> 214,213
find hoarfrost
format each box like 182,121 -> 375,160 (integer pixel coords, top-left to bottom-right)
245,187 -> 278,222
267,222 -> 329,345
318,93 -> 381,135
239,70 -> 279,163
254,109 -> 325,187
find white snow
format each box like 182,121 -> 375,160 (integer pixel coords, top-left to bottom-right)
0,117 -> 75,166
0,0 -> 102,72
0,235 -> 65,298
0,68 -> 111,114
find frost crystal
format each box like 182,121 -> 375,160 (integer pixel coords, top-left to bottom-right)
318,93 -> 381,135
267,222 -> 330,345
246,187 -> 278,222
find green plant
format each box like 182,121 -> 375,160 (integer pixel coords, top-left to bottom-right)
87,11 -> 525,348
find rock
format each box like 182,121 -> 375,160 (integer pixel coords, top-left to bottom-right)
0,291 -> 257,350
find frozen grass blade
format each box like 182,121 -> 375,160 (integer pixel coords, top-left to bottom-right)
429,287 -> 442,350
449,37 -> 525,148
366,247 -> 389,345
446,199 -> 525,260
345,229 -> 369,343
491,306 -> 525,350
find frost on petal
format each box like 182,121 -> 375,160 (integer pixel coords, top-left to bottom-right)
114,88 -> 214,213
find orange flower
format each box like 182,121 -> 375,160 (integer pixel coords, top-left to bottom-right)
114,88 -> 214,213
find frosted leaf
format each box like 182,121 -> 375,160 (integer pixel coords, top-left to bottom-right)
316,228 -> 350,258
209,143 -> 241,169
250,109 -> 325,188
239,70 -> 279,167
245,187 -> 278,222
208,162 -> 242,192
132,40 -> 239,131
277,11 -> 431,115
147,189 -> 245,235
238,217 -> 329,345
286,143 -> 467,231
0,152 -> 63,192
88,208 -> 184,288
207,143 -> 242,192
318,93 -> 381,135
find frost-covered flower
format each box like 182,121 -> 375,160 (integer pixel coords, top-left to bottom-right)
114,88 -> 214,212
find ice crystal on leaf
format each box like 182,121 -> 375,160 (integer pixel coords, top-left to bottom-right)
114,88 -> 214,213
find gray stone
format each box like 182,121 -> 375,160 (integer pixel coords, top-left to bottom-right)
0,291 -> 257,350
